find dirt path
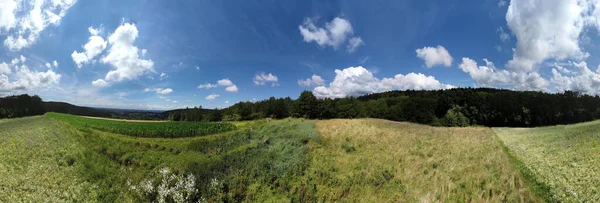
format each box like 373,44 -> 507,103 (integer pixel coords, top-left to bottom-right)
79,116 -> 168,123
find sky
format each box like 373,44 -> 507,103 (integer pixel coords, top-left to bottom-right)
2,0 -> 600,110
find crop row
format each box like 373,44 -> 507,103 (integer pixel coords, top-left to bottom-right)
47,113 -> 236,138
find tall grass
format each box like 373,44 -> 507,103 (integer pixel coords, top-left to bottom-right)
303,119 -> 538,202
495,120 -> 600,202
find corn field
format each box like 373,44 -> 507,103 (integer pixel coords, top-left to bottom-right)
47,113 -> 236,138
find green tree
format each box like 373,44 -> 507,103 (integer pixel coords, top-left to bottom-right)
297,91 -> 318,118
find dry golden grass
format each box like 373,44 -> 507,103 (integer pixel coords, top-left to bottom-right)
307,119 -> 537,202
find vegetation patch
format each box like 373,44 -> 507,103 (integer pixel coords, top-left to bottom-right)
47,112 -> 236,138
495,121 -> 600,202
304,119 -> 537,202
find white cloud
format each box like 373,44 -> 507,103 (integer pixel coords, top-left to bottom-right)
2,0 -> 77,51
253,72 -> 278,86
98,23 -> 154,84
380,73 -> 455,91
0,62 -> 11,74
458,57 -> 549,91
196,66 -> 200,70
144,87 -> 173,95
225,85 -> 238,93
497,27 -> 510,42
71,26 -> 107,68
45,62 -> 51,68
92,79 -> 108,87
52,60 -> 58,68
415,45 -> 453,68
198,83 -> 217,89
550,61 -> 600,95
224,100 -> 229,104
299,17 -> 363,52
505,0 -> 593,72
298,74 -> 325,87
347,37 -> 364,53
0,64 -> 61,92
313,66 -> 452,98
205,94 -> 219,101
554,63 -> 572,74
159,72 -> 168,80
217,78 -> 234,86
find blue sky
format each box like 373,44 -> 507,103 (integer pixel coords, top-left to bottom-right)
3,0 -> 600,110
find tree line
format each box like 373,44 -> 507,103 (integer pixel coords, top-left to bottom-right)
171,88 -> 600,127
0,94 -> 45,119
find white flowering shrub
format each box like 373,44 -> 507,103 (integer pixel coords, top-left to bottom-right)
129,167 -> 199,203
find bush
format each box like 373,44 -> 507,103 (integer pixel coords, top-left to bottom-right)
443,106 -> 470,127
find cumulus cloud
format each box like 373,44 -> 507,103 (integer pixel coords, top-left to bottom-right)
505,0 -> 598,72
144,88 -> 173,95
217,78 -> 234,86
71,26 -> 107,68
299,17 -> 363,52
550,61 -> 600,95
312,66 -> 452,98
92,79 -> 108,87
253,72 -> 278,86
205,94 -> 219,101
458,57 -> 549,91
53,60 -> 58,68
97,23 -> 154,84
198,83 -> 217,89
415,46 -> 453,68
217,78 -> 239,92
0,63 -> 61,93
298,74 -> 325,87
225,85 -> 238,93
2,0 -> 77,50
0,62 -> 11,74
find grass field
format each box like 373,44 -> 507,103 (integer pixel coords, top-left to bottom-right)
6,113 -> 600,202
305,119 -> 537,202
495,121 -> 600,202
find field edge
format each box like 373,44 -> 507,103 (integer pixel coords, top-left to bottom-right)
492,129 -> 554,202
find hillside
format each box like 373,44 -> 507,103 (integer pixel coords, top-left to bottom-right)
1,114 -> 540,202
43,101 -> 113,117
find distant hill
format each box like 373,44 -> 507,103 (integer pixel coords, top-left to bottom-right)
43,101 -> 112,117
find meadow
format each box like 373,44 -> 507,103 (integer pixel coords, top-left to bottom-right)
495,121 -> 600,202
3,113 -> 600,202
305,119 -> 537,202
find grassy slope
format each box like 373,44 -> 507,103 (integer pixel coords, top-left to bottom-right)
495,121 -> 600,202
307,119 -> 537,202
0,116 -> 97,202
0,114 -> 320,202
1,115 -> 547,202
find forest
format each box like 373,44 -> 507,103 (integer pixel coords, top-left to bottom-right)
4,87 -> 600,127
172,88 -> 600,127
0,94 -> 45,119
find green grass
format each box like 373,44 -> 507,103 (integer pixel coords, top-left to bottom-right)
47,112 -> 236,138
0,114 -> 319,202
306,119 -> 538,202
11,113 -> 600,202
495,120 -> 600,202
